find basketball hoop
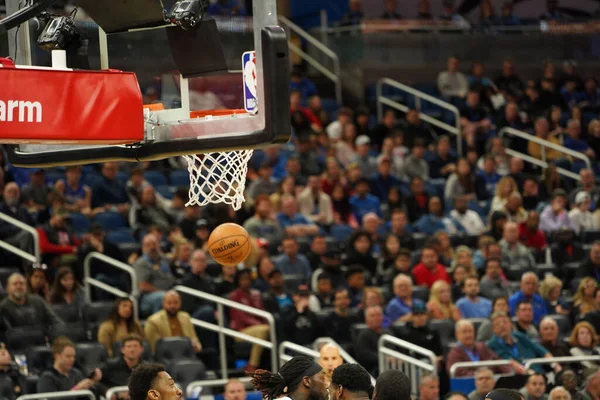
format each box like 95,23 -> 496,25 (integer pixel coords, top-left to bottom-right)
184,109 -> 254,211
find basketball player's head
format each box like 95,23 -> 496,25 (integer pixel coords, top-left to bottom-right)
250,355 -> 328,400
373,370 -> 411,400
129,363 -> 182,400
330,363 -> 372,400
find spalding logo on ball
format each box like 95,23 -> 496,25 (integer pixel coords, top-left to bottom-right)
207,223 -> 252,266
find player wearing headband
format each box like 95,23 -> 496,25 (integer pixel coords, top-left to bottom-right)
249,355 -> 328,400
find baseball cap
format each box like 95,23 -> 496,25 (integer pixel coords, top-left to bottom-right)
412,303 -> 428,315
295,284 -> 311,296
575,191 -> 591,205
355,135 -> 371,146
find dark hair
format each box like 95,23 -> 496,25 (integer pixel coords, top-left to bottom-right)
122,334 -> 144,347
250,355 -> 320,400
485,389 -> 524,400
397,248 -> 411,258
49,266 -> 80,304
485,257 -> 502,268
374,370 -> 411,400
345,266 -> 364,280
108,297 -> 138,332
349,230 -> 372,252
317,274 -> 331,282
552,188 -> 568,200
51,336 -> 75,355
129,363 -> 167,400
331,363 -> 372,394
267,269 -> 282,279
493,296 -> 509,308
517,300 -> 533,310
234,269 -> 253,288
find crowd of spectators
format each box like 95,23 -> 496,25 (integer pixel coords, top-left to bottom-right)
2,3 -> 600,399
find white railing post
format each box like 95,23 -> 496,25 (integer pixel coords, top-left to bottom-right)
17,390 -> 95,400
0,211 -> 40,264
449,360 -> 514,378
83,251 -> 138,302
105,386 -> 129,400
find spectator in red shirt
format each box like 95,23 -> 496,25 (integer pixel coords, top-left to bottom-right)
290,90 -> 322,133
518,211 -> 547,252
412,246 -> 451,289
228,269 -> 270,372
37,210 -> 81,269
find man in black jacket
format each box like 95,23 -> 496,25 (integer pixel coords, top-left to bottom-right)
576,241 -> 600,280
101,335 -> 145,393
283,285 -> 321,345
326,288 -> 358,346
354,305 -> 391,376
397,303 -> 443,357
0,273 -> 65,340
0,183 -> 35,266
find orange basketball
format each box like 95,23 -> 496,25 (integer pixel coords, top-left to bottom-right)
207,223 -> 251,266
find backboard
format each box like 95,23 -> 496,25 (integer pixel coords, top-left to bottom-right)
2,0 -> 291,167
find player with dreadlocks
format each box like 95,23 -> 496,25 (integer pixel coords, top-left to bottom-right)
249,355 -> 328,400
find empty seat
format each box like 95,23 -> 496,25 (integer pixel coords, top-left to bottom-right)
155,337 -> 195,364
428,319 -> 456,348
26,346 -> 53,375
94,212 -> 127,230
107,229 -> 137,244
0,267 -> 18,287
83,301 -> 114,339
144,171 -> 169,187
582,230 -> 600,244
5,328 -> 46,352
18,375 -> 39,395
51,304 -> 81,323
547,314 -> 571,338
168,359 -> 207,393
170,170 -> 190,187
70,213 -> 91,235
75,343 -> 108,375
412,286 -> 430,303
0,375 -> 15,400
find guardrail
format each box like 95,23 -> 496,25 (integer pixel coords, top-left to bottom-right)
376,78 -> 463,155
106,386 -> 129,400
524,355 -> 600,370
279,15 -> 342,105
18,390 -> 95,400
449,360 -> 514,378
186,377 -> 253,398
378,334 -> 437,397
83,251 -> 138,309
0,211 -> 40,265
499,127 -> 591,181
174,285 -> 278,379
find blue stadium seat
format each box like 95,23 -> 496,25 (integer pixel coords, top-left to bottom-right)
330,224 -> 354,242
170,170 -> 190,187
107,229 -> 137,244
450,377 -> 475,393
156,185 -> 174,200
45,170 -> 65,184
70,212 -> 91,235
116,171 -> 130,186
83,171 -> 103,188
94,211 -> 127,230
145,171 -> 169,187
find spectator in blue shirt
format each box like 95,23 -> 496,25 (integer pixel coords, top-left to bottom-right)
564,119 -> 596,159
289,67 -> 317,102
370,157 -> 402,202
561,79 -> 586,109
91,162 -> 130,215
385,274 -> 425,323
456,275 -> 493,318
349,178 -> 382,222
487,311 -> 559,374
277,196 -> 319,239
476,156 -> 501,201
273,236 -> 312,283
508,272 -> 548,325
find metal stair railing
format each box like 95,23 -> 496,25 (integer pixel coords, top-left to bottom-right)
0,211 -> 40,264
376,78 -> 463,155
378,334 -> 437,398
278,15 -> 342,105
174,285 -> 278,379
499,126 -> 591,181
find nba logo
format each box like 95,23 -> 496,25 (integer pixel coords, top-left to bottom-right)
242,51 -> 258,114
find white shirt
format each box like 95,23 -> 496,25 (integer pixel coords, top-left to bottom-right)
450,209 -> 485,235
568,208 -> 595,234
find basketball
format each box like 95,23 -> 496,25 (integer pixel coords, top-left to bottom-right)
207,223 -> 251,266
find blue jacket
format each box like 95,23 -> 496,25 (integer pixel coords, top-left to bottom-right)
509,291 -> 548,325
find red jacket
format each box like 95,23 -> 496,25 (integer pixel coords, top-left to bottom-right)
412,263 -> 451,289
445,342 -> 512,376
37,227 -> 81,255
229,288 -> 266,331
518,223 -> 547,251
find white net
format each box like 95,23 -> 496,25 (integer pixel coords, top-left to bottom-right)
184,149 -> 254,211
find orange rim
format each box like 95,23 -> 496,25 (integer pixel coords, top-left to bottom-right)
190,109 -> 247,118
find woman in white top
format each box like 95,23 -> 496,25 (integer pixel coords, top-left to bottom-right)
250,355 -> 329,400
569,191 -> 595,234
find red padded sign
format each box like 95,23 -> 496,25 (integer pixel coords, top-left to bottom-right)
0,60 -> 144,144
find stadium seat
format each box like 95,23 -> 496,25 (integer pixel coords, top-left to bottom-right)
428,319 -> 455,349
350,323 -> 368,343
467,318 -> 488,336
18,375 -> 39,395
329,224 -> 354,242
83,172 -> 103,188
116,171 -> 130,185
283,274 -> 305,292
83,301 -> 114,340
168,359 -> 207,393
535,263 -> 558,278
0,375 -> 15,400
70,213 -> 91,235
45,170 -> 65,184
144,171 -> 169,187
155,337 -> 195,364
412,286 -> 430,303
155,185 -> 174,200
582,230 -> 600,244
5,328 -> 46,352
170,170 -> 190,187
94,211 -> 127,230
112,340 -> 154,361
0,267 -> 18,287
26,346 -> 53,375
547,314 -> 571,338
75,343 -> 108,375
107,229 -> 137,244
51,304 -> 81,322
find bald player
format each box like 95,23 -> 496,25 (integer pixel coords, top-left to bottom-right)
319,343 -> 344,382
